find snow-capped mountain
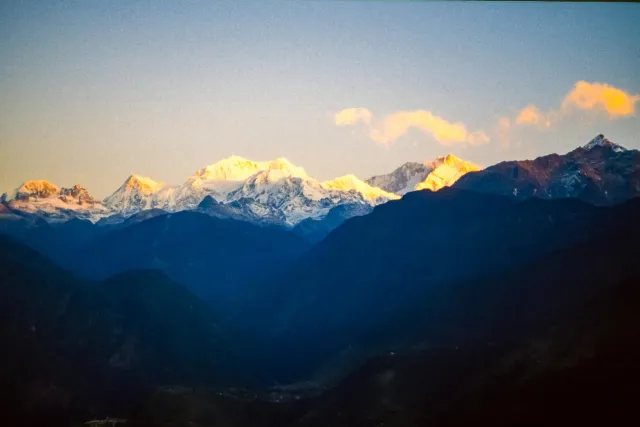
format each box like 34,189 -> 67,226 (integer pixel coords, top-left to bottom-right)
454,134 -> 640,205
1,180 -> 111,222
416,155 -> 481,192
220,159 -> 396,226
322,175 -> 399,204
103,174 -> 165,215
583,133 -> 626,153
366,162 -> 429,195
148,156 -> 273,212
366,154 -> 481,195
99,156 -> 397,227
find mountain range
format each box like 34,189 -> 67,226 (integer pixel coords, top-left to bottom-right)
1,157 -> 399,228
2,133 -> 640,426
3,135 -> 637,236
3,180 -> 640,426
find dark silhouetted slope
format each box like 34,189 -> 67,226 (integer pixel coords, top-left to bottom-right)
240,188 -> 640,382
0,236 -> 257,426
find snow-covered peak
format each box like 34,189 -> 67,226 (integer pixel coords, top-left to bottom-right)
193,155 -> 266,182
426,154 -> 478,171
123,174 -> 165,193
416,155 -> 480,192
583,134 -> 626,153
267,158 -> 308,177
2,180 -> 60,202
367,155 -> 481,195
322,174 -> 399,203
1,180 -> 110,222
104,174 -> 164,215
248,158 -> 309,185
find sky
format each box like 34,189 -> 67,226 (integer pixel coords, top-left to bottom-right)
1,1 -> 639,198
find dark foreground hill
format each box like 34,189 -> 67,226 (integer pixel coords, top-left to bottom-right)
0,211 -> 310,315
237,188 -> 640,382
0,236 -> 259,426
128,216 -> 640,427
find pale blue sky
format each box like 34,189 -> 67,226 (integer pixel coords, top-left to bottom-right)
1,1 -> 639,197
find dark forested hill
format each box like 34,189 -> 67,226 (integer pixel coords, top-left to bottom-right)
238,188 -> 640,382
0,236 -> 259,426
0,211 -> 310,314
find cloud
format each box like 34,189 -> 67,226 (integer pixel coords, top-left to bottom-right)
516,105 -> 544,125
515,104 -> 553,129
369,110 -> 468,145
334,107 -> 372,126
561,81 -> 639,118
338,109 -> 489,146
467,130 -> 491,146
511,81 -> 638,133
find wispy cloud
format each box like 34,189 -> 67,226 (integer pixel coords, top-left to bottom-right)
336,108 -> 489,146
334,107 -> 372,126
467,130 -> 491,146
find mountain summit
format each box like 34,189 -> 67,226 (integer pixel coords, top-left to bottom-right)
366,154 -> 481,195
98,156 -> 395,227
103,174 -> 164,215
454,134 -> 639,205
1,180 -> 109,221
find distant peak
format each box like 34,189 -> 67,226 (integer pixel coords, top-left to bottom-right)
19,180 -> 60,198
428,154 -> 481,171
444,154 -> 462,162
195,156 -> 263,181
1,180 -> 60,202
124,174 -> 163,192
21,179 -> 58,190
323,174 -> 362,187
213,155 -> 252,165
335,174 -> 360,181
268,157 -> 296,168
323,174 -> 399,202
583,134 -> 626,152
263,158 -> 308,177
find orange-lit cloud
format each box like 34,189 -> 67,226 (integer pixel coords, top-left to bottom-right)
515,104 -> 552,129
516,105 -> 543,125
512,81 -> 638,132
561,81 -> 639,118
369,110 -> 468,145
334,107 -> 372,126
340,109 -> 489,146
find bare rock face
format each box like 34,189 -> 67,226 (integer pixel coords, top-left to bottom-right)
59,184 -> 99,204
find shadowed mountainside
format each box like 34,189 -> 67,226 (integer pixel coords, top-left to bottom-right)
0,236 -> 263,426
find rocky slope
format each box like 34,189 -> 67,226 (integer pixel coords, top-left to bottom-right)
454,134 -> 640,205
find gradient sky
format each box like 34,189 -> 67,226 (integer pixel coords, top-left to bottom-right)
1,1 -> 639,198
